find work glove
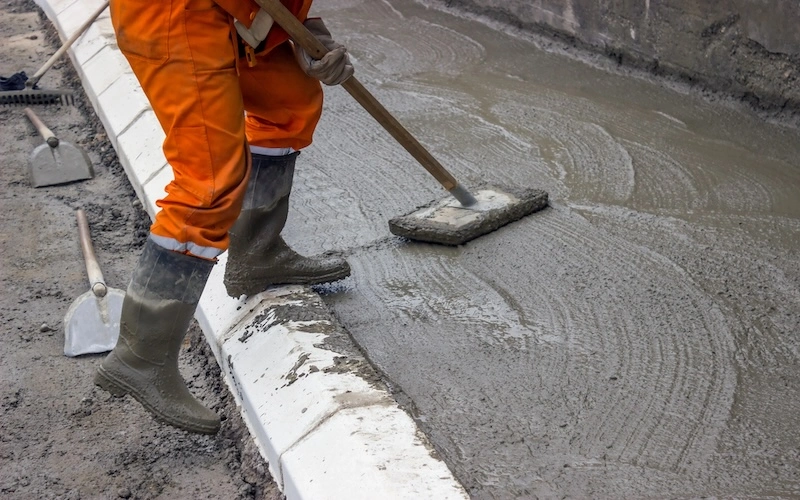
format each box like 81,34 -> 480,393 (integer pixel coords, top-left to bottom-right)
235,9 -> 274,48
293,18 -> 354,86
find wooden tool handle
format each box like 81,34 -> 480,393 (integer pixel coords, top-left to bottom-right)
255,0 -> 475,202
342,77 -> 461,192
76,209 -> 108,298
27,1 -> 110,88
24,107 -> 59,147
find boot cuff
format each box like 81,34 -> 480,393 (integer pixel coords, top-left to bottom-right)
129,238 -> 214,303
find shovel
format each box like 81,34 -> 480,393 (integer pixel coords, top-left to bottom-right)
24,107 -> 94,187
63,209 -> 125,357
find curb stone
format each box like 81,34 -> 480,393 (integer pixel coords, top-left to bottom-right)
33,0 -> 469,497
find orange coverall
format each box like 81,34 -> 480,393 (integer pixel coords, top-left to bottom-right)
110,0 -> 320,259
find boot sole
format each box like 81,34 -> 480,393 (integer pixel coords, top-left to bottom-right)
95,365 -> 220,435
225,267 -> 351,298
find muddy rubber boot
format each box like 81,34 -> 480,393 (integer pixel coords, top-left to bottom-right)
94,238 -> 219,434
223,152 -> 350,298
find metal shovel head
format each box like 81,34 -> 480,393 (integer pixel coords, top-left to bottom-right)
64,287 -> 125,357
29,141 -> 94,188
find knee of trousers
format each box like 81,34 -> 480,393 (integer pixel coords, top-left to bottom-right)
150,141 -> 253,259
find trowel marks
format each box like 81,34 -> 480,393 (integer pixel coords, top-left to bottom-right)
294,0 -> 800,497
490,93 -> 800,217
331,207 -> 738,496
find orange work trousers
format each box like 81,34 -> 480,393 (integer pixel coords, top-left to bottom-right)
110,0 -> 320,259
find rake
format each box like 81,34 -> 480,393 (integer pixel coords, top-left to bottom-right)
0,1 -> 108,106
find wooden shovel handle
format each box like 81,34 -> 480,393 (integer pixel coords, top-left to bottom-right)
76,209 -> 108,297
24,107 -> 59,147
27,1 -> 110,88
254,0 -> 466,196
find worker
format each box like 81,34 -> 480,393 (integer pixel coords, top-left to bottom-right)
94,0 -> 353,434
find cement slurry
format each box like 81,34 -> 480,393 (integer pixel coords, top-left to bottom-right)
290,0 -> 800,497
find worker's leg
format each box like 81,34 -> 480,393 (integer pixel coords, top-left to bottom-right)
95,239 -> 219,434
240,41 -> 322,151
95,0 -> 249,433
224,43 -> 350,298
114,0 -> 250,258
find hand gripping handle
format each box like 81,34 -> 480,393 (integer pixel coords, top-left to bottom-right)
253,0 -> 477,206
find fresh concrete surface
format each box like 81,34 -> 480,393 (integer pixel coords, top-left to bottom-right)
34,0 -> 468,498
304,0 -> 800,498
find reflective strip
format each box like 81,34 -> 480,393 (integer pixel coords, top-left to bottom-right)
250,145 -> 295,156
149,234 -> 223,259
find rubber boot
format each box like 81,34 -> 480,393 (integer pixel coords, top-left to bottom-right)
94,238 -> 219,434
223,152 -> 350,298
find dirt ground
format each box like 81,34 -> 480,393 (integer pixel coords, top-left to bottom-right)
0,1 -> 282,498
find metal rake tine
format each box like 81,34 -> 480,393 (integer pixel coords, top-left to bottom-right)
0,89 -> 76,107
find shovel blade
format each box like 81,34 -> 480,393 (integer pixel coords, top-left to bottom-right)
64,288 -> 125,357
30,141 -> 94,188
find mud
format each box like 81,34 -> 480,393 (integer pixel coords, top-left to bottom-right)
294,0 -> 800,497
0,1 -> 280,498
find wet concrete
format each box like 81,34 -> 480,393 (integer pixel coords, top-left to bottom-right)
284,0 -> 800,497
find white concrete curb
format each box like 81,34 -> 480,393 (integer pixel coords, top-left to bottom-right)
33,1 -> 468,498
